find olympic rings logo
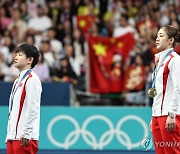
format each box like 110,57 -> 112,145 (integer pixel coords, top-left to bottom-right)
47,115 -> 149,150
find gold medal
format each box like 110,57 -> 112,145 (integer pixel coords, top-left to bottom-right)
147,88 -> 157,98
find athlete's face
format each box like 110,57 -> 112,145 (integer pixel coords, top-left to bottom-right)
14,51 -> 32,71
156,28 -> 173,51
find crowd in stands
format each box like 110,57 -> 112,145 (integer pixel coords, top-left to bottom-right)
0,0 -> 180,106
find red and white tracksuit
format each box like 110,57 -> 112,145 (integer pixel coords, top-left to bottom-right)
152,48 -> 180,154
6,69 -> 42,154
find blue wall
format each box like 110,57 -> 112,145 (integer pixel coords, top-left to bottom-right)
0,82 -> 70,106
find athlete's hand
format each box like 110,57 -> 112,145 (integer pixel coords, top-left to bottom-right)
165,116 -> 176,133
20,137 -> 30,147
149,119 -> 152,131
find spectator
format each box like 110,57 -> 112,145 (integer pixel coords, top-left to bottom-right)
8,8 -> 28,44
59,0 -> 73,24
27,0 -> 38,18
0,52 -> 9,80
52,55 -> 78,86
113,13 -> 139,39
47,27 -> 64,59
57,19 -> 72,44
19,2 -> 30,22
168,11 -> 180,30
2,50 -> 19,82
89,23 -> 99,36
72,28 -> 87,90
28,3 -> 52,47
33,52 -> 50,82
0,7 -> 12,34
0,35 -> 14,65
77,0 -> 99,16
72,28 -> 86,66
64,44 -> 81,77
39,39 -> 56,70
52,55 -> 79,106
25,34 -> 35,45
48,0 -> 62,26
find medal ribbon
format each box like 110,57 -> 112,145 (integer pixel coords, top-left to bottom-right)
151,50 -> 174,89
9,69 -> 32,114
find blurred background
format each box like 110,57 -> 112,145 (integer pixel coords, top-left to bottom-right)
0,0 -> 179,153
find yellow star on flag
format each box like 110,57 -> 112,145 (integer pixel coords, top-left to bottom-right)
117,42 -> 123,48
93,43 -> 107,57
79,19 -> 86,28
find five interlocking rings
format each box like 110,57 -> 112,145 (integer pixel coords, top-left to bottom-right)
47,115 -> 149,150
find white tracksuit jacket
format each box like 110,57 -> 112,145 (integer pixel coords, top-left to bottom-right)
6,69 -> 42,141
152,48 -> 180,117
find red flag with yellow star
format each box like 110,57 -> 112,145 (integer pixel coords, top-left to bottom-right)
76,15 -> 95,34
88,33 -> 135,93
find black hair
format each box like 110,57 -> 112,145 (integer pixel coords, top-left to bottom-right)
121,13 -> 129,21
47,27 -> 56,32
39,51 -> 45,63
162,25 -> 180,47
15,44 -> 40,68
26,34 -> 35,44
41,39 -> 50,45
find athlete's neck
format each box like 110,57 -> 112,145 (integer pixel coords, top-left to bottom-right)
160,47 -> 173,52
18,66 -> 31,73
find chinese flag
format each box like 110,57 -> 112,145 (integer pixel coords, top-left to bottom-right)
123,66 -> 146,91
88,33 -> 135,93
76,15 -> 95,34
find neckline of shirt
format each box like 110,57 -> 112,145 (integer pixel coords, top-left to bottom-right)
156,48 -> 173,61
19,69 -> 31,81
